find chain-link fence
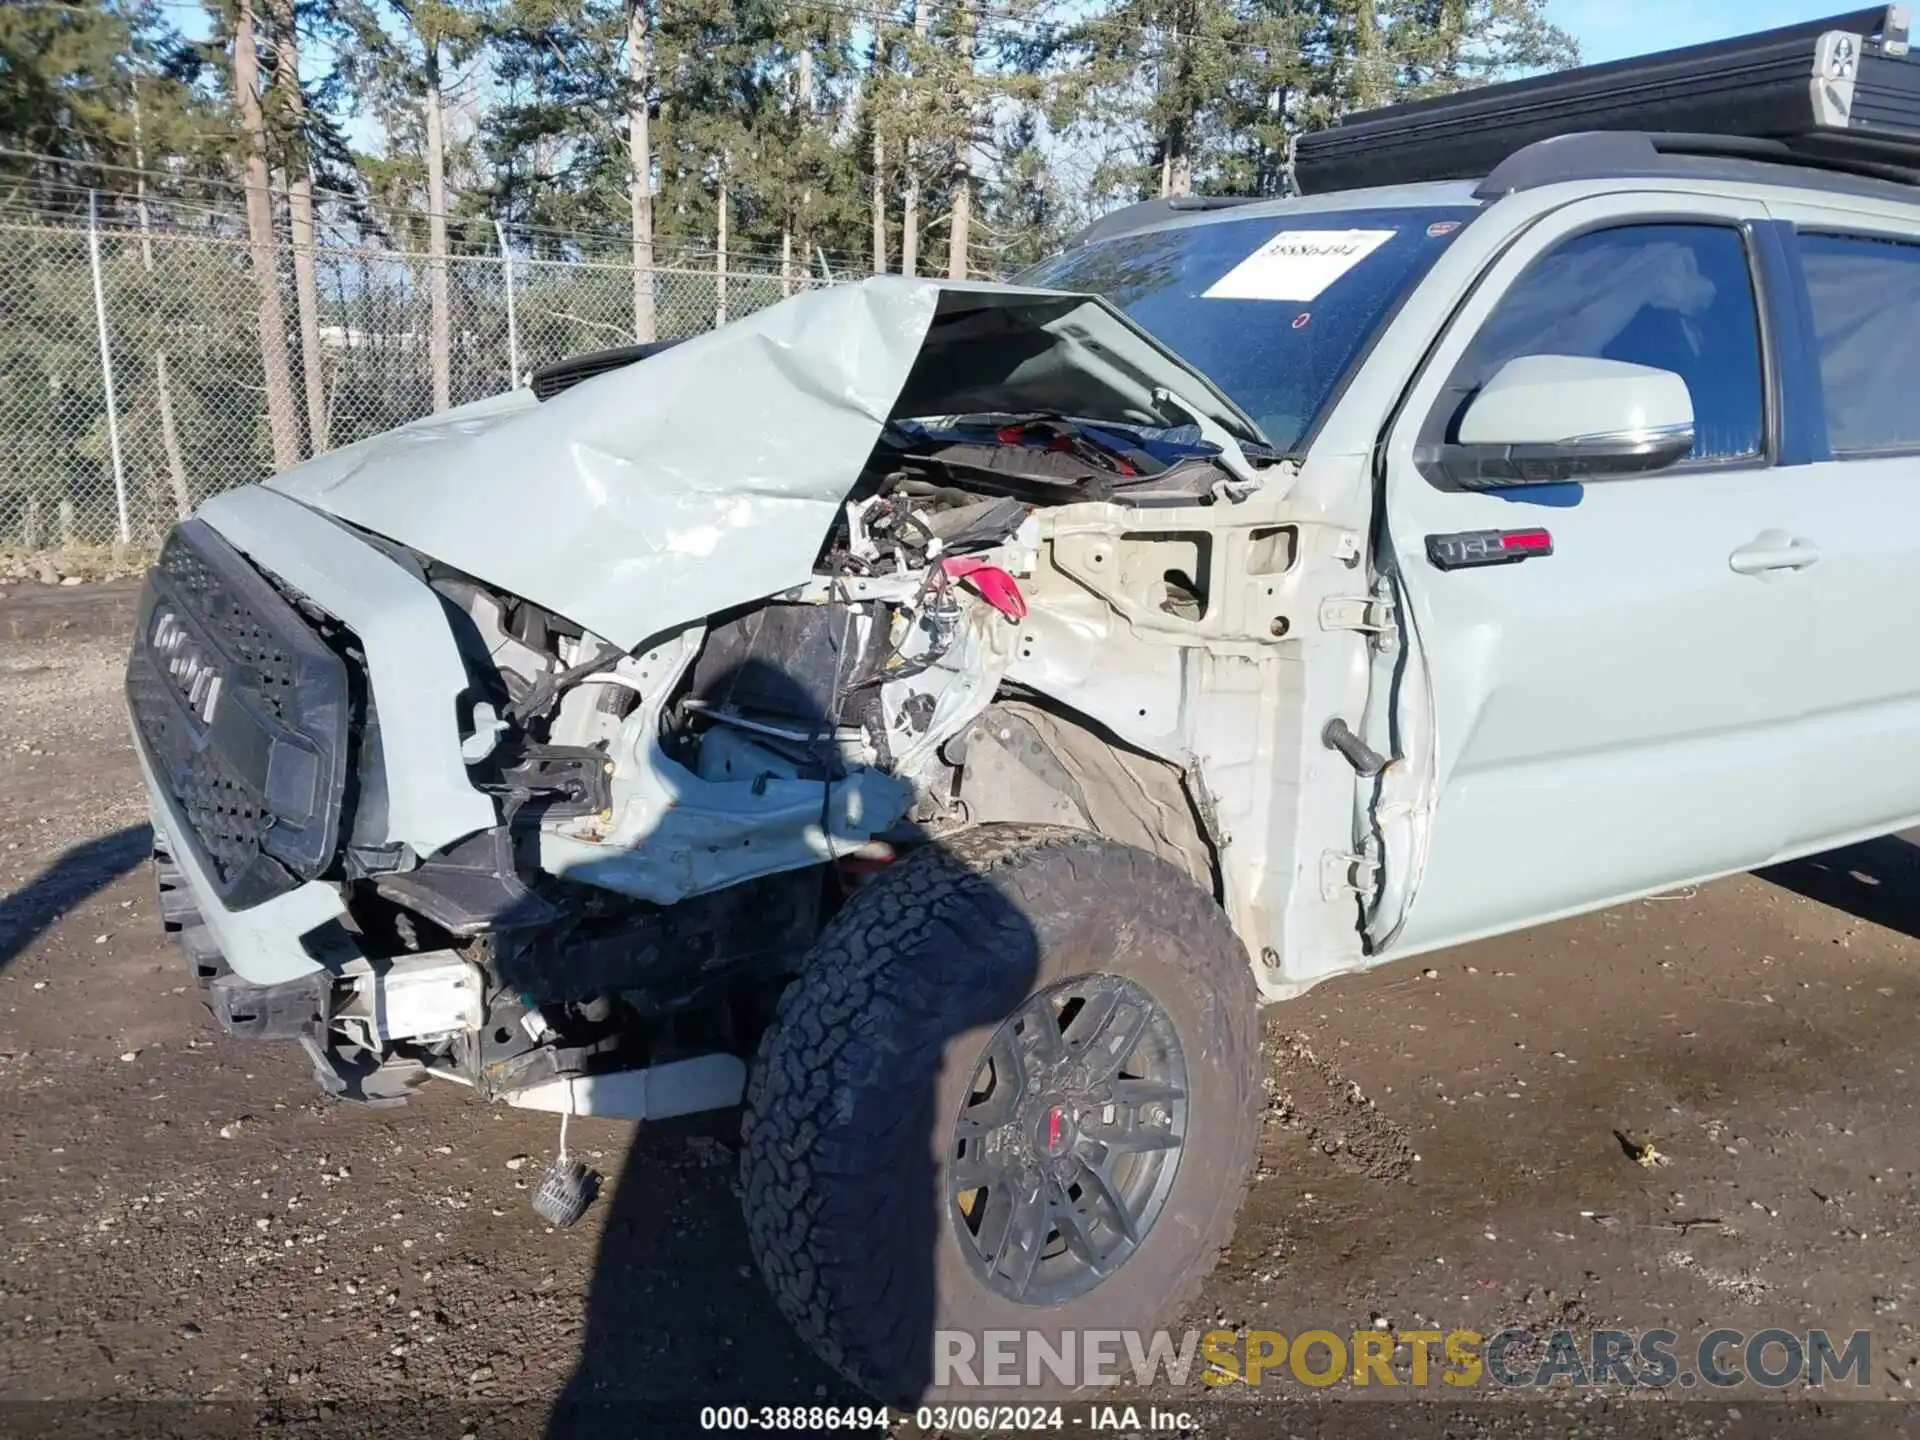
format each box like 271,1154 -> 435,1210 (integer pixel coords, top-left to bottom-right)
0,212 -> 843,553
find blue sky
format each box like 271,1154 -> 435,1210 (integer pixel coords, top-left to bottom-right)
1548,0 -> 1844,64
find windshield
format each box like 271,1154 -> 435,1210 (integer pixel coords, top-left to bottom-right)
1020,206 -> 1477,455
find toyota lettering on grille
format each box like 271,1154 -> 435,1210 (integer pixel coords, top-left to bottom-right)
149,610 -> 223,724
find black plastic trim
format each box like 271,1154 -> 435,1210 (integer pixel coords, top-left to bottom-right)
1751,220 -> 1833,465
127,522 -> 351,909
529,339 -> 686,401
1061,195 -> 1268,251
1476,132 -> 1920,202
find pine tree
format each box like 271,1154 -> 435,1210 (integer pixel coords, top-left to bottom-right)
1054,0 -> 1576,205
1050,0 -> 1247,203
483,0 -> 631,239
1,0 -> 141,204
0,1 -> 218,214
1,0 -> 215,539
975,113 -> 1074,275
763,2 -> 860,289
349,0 -> 487,410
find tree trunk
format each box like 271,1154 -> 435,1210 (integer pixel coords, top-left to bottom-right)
795,49 -> 813,291
901,0 -> 930,276
715,179 -> 729,327
900,181 -> 918,275
947,174 -> 971,279
154,351 -> 191,519
134,95 -> 192,519
233,0 -> 303,471
1159,10 -> 1177,198
870,7 -> 887,275
1167,145 -> 1193,197
273,0 -> 328,451
871,130 -> 887,274
780,225 -> 793,297
945,0 -> 976,280
627,0 -> 656,342
1162,0 -> 1195,197
425,45 -> 452,414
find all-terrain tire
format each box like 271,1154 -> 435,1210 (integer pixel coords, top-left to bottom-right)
740,825 -> 1262,1405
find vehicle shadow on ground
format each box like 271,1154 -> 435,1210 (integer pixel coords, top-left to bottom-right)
541,661 -> 1044,1434
0,823 -> 151,972
541,1112 -> 853,1431
1756,831 -> 1920,941
544,841 -> 1045,1435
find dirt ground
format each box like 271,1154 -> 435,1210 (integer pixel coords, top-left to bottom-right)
3,580 -> 1919,1438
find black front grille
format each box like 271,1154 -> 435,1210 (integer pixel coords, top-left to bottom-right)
177,748 -> 274,886
153,535 -> 300,721
128,521 -> 352,910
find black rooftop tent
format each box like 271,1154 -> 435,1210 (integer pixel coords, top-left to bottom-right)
1292,6 -> 1920,194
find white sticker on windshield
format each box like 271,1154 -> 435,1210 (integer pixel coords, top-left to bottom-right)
1202,228 -> 1396,302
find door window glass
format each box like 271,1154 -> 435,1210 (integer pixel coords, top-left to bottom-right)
1798,231 -> 1920,455
1446,224 -> 1766,463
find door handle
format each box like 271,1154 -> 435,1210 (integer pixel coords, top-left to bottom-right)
1729,530 -> 1821,575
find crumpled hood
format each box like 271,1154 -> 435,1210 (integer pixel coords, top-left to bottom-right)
265,276 -> 1261,650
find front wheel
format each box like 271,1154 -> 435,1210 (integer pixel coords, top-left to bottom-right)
740,825 -> 1262,1404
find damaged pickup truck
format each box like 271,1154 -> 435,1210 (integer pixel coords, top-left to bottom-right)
126,86 -> 1920,1398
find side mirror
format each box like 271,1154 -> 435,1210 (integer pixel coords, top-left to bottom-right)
1425,355 -> 1695,490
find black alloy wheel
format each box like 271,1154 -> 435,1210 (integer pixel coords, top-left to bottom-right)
948,973 -> 1187,1304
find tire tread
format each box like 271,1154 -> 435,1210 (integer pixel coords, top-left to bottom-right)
741,825 -> 1261,1401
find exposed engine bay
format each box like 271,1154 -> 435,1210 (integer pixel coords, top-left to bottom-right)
273,408 -> 1259,1111
137,279 -> 1379,1121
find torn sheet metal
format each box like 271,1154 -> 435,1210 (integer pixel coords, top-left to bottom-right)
268,281 -> 940,651
535,624 -> 917,904
264,277 -> 1266,652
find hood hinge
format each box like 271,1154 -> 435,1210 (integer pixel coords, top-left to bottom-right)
1319,593 -> 1395,636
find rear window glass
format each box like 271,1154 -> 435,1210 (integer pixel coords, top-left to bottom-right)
1797,232 -> 1920,456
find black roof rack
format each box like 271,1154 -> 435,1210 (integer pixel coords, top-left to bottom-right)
1294,6 -> 1920,195
1473,129 -> 1920,199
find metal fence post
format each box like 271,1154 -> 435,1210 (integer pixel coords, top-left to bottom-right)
494,220 -> 520,388
5,200 -> 882,556
87,191 -> 132,545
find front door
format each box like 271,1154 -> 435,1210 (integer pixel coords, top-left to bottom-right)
1375,195 -> 1821,956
